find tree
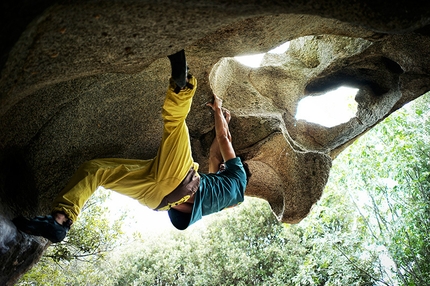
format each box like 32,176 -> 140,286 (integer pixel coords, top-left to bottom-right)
330,92 -> 430,285
18,187 -> 127,285
101,195 -> 377,285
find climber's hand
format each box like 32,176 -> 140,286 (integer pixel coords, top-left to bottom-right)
206,94 -> 223,111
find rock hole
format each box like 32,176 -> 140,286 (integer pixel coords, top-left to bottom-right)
295,86 -> 359,127
233,41 -> 290,68
230,39 -> 359,128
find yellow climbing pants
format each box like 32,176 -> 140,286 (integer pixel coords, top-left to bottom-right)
52,76 -> 199,222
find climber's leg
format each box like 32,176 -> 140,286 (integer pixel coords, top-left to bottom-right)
151,73 -> 200,211
14,157 -> 152,243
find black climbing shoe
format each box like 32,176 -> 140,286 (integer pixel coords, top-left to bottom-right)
13,215 -> 70,243
168,49 -> 188,90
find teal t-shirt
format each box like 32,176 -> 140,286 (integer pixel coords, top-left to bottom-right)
168,157 -> 247,230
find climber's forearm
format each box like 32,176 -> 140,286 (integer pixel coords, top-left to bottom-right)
213,107 -> 235,162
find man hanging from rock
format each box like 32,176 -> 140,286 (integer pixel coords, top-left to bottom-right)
13,50 -> 251,242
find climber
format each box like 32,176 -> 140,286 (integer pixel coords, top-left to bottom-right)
13,50 -> 251,243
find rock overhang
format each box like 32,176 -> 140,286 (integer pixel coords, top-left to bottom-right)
1,1 -> 430,284
2,0 -> 430,231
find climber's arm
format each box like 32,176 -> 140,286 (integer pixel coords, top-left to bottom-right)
207,95 -> 236,169
208,137 -> 223,173
208,107 -> 232,173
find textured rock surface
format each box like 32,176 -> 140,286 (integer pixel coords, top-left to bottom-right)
1,0 -> 430,284
0,215 -> 49,286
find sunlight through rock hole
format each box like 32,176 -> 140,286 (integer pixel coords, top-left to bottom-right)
296,86 -> 359,127
233,41 -> 358,127
234,41 -> 290,67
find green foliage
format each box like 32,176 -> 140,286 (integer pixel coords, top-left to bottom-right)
330,92 -> 430,285
18,188 -> 127,285
91,197 -> 375,286
49,188 -> 126,263
108,199 -> 305,286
